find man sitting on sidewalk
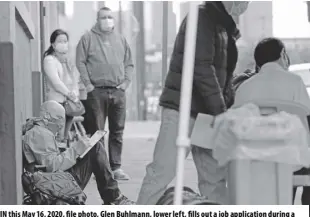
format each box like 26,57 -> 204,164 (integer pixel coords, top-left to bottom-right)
22,100 -> 135,205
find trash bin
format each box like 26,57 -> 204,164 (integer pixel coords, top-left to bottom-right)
227,159 -> 293,205
212,104 -> 310,205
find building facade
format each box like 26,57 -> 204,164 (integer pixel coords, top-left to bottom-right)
0,1 -> 66,204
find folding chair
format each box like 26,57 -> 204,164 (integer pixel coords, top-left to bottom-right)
67,116 -> 87,142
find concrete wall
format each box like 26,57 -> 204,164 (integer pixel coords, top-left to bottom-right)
0,1 -> 66,204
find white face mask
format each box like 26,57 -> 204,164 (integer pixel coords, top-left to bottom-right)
223,1 -> 249,17
281,50 -> 290,70
54,42 -> 69,54
99,18 -> 114,31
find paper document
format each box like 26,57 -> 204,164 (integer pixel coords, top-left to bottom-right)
191,114 -> 215,149
79,130 -> 107,158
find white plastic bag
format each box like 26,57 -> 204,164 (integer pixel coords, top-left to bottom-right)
212,104 -> 310,167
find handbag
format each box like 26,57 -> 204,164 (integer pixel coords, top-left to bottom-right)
63,99 -> 85,117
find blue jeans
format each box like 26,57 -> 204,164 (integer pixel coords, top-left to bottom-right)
137,107 -> 228,204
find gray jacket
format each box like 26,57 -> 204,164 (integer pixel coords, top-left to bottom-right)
76,25 -> 134,90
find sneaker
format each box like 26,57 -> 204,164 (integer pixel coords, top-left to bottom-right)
107,195 -> 135,205
113,169 -> 130,180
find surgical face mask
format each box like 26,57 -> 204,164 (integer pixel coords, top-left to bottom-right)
223,1 -> 249,17
99,18 -> 114,31
54,42 -> 69,54
281,50 -> 290,70
47,122 -> 62,135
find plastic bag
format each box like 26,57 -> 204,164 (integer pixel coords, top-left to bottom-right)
212,104 -> 310,167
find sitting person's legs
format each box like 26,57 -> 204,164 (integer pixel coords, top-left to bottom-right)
68,141 -> 131,204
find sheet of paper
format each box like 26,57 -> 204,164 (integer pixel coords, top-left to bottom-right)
191,114 -> 215,150
79,130 -> 106,158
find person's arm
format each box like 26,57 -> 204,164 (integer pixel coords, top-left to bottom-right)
24,130 -> 89,172
123,38 -> 134,87
224,79 -> 235,109
43,56 -> 71,97
190,11 -> 226,115
295,77 -> 310,111
76,33 -> 94,93
72,66 -> 80,98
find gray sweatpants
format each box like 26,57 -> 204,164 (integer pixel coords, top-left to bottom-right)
137,107 -> 228,205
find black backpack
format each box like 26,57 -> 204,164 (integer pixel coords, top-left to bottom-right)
156,186 -> 220,205
22,171 -> 87,205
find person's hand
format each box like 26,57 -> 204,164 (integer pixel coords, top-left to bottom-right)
116,82 -> 128,91
67,92 -> 79,102
72,135 -> 91,155
77,134 -> 91,146
86,84 -> 95,93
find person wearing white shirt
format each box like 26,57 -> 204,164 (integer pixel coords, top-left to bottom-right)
43,29 -> 80,140
234,37 -> 310,205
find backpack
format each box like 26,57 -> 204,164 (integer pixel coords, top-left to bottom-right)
22,171 -> 87,205
156,186 -> 220,205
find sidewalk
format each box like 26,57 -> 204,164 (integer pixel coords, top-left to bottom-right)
83,121 -> 303,205
84,121 -> 198,204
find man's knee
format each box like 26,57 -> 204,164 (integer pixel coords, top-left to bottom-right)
109,117 -> 125,132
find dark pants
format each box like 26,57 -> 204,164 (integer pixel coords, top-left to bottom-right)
86,87 -> 126,171
293,167 -> 310,205
68,141 -> 120,203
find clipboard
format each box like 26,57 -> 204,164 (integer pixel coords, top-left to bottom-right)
79,130 -> 107,158
190,114 -> 215,149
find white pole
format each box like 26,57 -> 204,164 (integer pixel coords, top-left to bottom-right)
174,1 -> 200,205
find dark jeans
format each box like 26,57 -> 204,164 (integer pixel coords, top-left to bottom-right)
293,167 -> 310,205
86,87 -> 126,171
67,141 -> 120,203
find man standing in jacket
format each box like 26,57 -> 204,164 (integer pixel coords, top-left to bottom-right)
76,7 -> 134,181
137,1 -> 249,205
